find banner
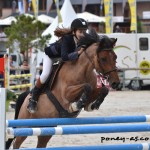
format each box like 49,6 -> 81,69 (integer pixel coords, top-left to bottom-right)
100,0 -> 103,16
28,0 -> 32,12
54,0 -> 62,23
32,0 -> 39,17
82,0 -> 87,12
122,0 -> 127,15
128,0 -> 137,32
18,0 -> 24,14
47,0 -> 53,14
104,0 -> 113,33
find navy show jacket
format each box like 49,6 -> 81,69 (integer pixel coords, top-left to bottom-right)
45,34 -> 79,61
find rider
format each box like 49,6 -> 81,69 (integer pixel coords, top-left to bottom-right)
27,18 -> 88,113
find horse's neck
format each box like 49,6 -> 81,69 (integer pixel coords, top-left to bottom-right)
75,46 -> 97,80
57,44 -> 97,84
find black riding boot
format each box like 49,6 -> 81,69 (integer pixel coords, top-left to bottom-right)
27,78 -> 42,113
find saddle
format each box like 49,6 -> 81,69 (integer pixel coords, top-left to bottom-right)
49,59 -> 63,90
42,59 -> 63,92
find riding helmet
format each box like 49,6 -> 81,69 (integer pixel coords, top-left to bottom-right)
71,18 -> 88,31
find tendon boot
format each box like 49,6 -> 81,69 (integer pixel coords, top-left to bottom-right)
76,93 -> 87,109
91,87 -> 109,110
76,85 -> 92,109
27,78 -> 42,113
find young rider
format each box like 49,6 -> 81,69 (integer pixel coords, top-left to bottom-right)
27,18 -> 88,113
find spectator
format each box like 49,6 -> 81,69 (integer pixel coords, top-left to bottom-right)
114,25 -> 122,33
0,28 -> 6,38
9,55 -> 16,75
12,0 -> 17,14
20,60 -> 30,74
0,73 -> 4,87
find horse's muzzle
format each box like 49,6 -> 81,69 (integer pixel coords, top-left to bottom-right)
111,81 -> 120,89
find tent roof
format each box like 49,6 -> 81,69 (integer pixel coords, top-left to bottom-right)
24,13 -> 34,18
42,0 -> 77,43
77,12 -> 105,23
0,16 -> 17,25
37,14 -> 54,24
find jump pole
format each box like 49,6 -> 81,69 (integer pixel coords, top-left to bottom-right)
7,123 -> 150,136
6,115 -> 150,127
10,143 -> 150,150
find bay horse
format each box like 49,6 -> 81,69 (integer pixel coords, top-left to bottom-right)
7,30 -> 120,149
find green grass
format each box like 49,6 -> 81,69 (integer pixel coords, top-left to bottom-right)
6,99 -> 11,112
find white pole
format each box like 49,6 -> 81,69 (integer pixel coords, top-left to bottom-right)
0,88 -> 6,150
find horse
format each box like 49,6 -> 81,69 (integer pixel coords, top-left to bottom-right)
7,30 -> 120,149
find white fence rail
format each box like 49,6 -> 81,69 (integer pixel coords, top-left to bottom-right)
118,68 -> 150,89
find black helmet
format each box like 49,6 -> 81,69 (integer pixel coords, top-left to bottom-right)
71,18 -> 88,31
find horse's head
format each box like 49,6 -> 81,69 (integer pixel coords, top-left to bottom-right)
78,29 -> 120,89
95,35 -> 120,89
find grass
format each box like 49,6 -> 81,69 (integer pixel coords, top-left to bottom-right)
6,99 -> 11,112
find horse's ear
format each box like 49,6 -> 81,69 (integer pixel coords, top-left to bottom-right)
111,38 -> 117,46
111,38 -> 117,45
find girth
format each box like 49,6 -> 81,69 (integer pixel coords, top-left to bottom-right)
46,89 -> 81,118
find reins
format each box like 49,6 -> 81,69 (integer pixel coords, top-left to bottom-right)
83,49 -> 117,78
84,50 -> 95,68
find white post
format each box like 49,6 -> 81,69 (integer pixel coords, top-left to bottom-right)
0,88 -> 6,150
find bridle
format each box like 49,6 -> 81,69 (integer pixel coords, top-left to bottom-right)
84,49 -> 117,78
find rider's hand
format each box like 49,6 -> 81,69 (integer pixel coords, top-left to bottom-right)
78,47 -> 84,55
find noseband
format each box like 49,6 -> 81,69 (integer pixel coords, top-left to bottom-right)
84,50 -> 117,78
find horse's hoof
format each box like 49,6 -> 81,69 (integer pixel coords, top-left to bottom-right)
69,102 -> 79,112
27,108 -> 36,114
91,103 -> 99,110
77,100 -> 84,109
27,106 -> 37,114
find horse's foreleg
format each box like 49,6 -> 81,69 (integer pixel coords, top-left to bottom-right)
88,86 -> 109,111
37,136 -> 52,148
75,84 -> 93,109
65,83 -> 93,112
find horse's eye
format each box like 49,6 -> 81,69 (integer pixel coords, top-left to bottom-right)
114,55 -> 117,61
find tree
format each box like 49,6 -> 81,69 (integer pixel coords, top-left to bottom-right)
137,16 -> 143,33
4,15 -> 51,59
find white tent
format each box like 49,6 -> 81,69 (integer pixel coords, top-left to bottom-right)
77,12 -> 105,23
24,13 -> 34,18
0,16 -> 17,25
37,14 -> 54,24
42,0 -> 77,43
0,20 -> 6,25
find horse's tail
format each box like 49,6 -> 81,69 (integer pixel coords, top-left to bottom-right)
6,91 -> 30,149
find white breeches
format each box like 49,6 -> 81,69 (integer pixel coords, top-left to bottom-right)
40,54 -> 52,84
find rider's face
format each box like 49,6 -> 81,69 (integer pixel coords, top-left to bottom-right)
74,29 -> 86,40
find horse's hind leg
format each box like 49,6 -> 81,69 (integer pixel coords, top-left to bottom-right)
37,136 -> 52,148
13,136 -> 27,149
